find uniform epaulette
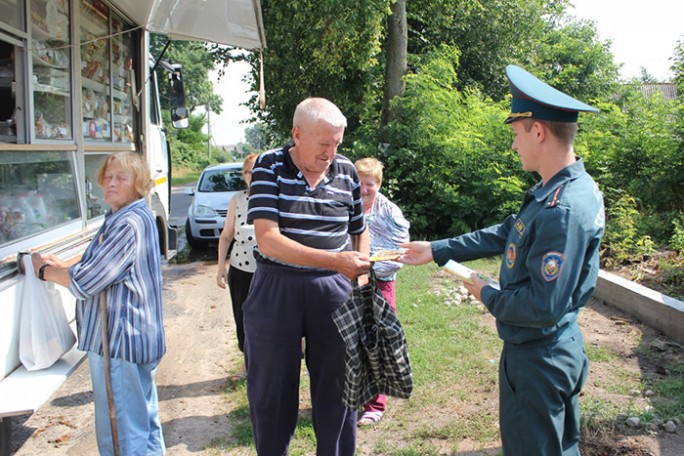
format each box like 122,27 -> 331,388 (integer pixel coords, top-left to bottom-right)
546,185 -> 565,208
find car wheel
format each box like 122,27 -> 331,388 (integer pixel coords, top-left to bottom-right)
185,219 -> 206,249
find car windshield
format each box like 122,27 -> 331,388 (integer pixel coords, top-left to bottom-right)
198,169 -> 245,192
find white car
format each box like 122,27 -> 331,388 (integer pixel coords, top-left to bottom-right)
184,162 -> 244,248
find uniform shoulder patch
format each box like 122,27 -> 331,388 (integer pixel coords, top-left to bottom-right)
506,242 -> 517,269
541,251 -> 565,281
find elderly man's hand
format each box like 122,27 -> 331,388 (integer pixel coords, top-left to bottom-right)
335,251 -> 372,281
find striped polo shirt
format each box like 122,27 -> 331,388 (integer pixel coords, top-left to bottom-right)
247,144 -> 366,268
69,198 -> 165,364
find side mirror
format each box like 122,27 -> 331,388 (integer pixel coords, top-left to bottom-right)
170,65 -> 189,129
184,187 -> 195,196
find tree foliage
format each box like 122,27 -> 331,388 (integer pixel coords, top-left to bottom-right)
579,84 -> 684,245
407,0 -> 563,99
247,0 -> 392,141
244,123 -> 279,152
150,35 -> 223,114
377,46 -> 531,238
158,0 -> 684,266
166,112 -> 211,170
529,19 -> 619,102
149,35 -> 223,170
672,38 -> 684,95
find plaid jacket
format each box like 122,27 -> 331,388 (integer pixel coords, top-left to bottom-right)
332,274 -> 413,408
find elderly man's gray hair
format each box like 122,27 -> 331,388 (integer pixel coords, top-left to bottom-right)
293,97 -> 347,129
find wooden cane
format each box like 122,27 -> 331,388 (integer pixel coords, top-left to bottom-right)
99,291 -> 120,456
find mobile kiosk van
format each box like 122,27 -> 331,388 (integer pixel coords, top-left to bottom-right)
0,0 -> 265,452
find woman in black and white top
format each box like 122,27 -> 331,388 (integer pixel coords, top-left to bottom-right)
216,153 -> 259,354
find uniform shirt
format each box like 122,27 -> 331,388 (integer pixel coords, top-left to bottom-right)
367,192 -> 410,281
247,144 -> 366,268
229,190 -> 257,273
431,159 -> 605,344
69,198 -> 166,363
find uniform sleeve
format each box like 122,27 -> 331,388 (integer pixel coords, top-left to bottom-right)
431,215 -> 516,266
69,221 -> 136,299
480,207 -> 589,328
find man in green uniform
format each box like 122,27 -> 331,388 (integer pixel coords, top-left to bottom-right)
400,64 -> 605,455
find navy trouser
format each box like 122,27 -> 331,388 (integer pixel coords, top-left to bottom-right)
499,323 -> 589,456
243,262 -> 356,456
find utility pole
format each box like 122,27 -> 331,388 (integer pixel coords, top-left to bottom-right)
206,103 -> 212,160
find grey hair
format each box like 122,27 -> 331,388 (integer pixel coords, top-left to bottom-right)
292,97 -> 347,129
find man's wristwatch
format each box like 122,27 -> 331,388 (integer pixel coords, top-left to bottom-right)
38,264 -> 49,281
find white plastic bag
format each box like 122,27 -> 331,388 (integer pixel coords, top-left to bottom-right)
19,255 -> 76,371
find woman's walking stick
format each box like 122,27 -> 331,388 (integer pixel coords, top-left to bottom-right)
99,291 -> 120,456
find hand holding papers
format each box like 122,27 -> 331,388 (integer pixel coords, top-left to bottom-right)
443,260 -> 500,290
369,249 -> 405,262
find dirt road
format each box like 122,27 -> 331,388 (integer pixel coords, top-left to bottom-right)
9,255 -> 684,455
11,257 -> 242,455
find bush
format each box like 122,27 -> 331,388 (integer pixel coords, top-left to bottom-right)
602,193 -> 655,267
376,45 -> 531,239
670,214 -> 684,255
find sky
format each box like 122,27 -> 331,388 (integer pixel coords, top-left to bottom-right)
569,0 -> 683,81
202,60 -> 254,146
208,0 -> 684,145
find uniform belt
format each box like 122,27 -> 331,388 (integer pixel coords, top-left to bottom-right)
504,322 -> 579,349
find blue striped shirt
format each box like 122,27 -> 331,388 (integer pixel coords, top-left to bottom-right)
247,145 -> 366,266
368,192 -> 411,280
69,199 -> 165,364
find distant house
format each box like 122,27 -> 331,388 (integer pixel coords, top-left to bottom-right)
640,83 -> 678,101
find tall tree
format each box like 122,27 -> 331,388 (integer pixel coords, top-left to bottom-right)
242,0 -> 617,152
245,123 -> 278,151
673,37 -> 684,95
406,0 -> 564,99
381,0 -> 408,137
244,0 -> 392,141
530,19 -> 619,102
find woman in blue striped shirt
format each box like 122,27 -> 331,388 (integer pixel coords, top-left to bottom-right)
32,152 -> 166,456
354,157 -> 410,426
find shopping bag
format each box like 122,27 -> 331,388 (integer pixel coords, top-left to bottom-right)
332,270 -> 413,408
19,255 -> 76,371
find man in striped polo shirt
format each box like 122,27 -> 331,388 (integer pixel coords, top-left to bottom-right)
244,97 -> 371,455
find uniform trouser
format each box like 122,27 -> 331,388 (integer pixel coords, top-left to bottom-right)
243,262 -> 356,456
362,279 -> 396,415
228,266 -> 254,352
88,352 -> 165,456
498,323 -> 589,456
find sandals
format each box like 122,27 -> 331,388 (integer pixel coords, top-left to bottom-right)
357,411 -> 383,426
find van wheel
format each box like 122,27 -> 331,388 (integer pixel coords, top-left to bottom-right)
185,220 -> 206,249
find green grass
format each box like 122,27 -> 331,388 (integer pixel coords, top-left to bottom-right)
214,261 -> 505,454
212,258 -> 684,454
643,356 -> 684,422
585,343 -> 615,363
171,168 -> 201,186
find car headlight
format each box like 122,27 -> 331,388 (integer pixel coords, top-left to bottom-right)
193,205 -> 218,217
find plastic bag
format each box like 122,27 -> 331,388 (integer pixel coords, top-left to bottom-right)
19,255 -> 76,371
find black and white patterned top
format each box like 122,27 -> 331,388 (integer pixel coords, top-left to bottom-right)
230,190 -> 257,273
